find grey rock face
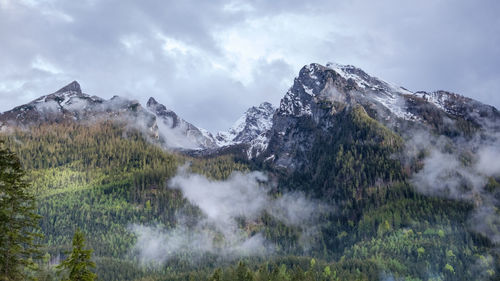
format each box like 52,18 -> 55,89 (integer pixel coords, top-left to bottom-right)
215,102 -> 276,157
0,82 -> 218,150
232,102 -> 275,144
1,63 -> 498,159
410,90 -> 500,130
0,81 -> 103,126
146,97 -> 217,150
0,82 -> 158,140
266,63 -> 355,169
258,62 -> 500,170
55,80 -> 82,94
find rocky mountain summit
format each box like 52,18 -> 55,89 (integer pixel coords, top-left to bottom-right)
215,102 -> 276,158
259,62 -> 499,170
146,97 -> 217,149
0,81 -> 160,140
1,63 -> 498,160
216,102 -> 275,146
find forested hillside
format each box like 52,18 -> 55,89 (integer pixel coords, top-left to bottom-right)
1,108 -> 498,280
0,120 -> 249,280
0,62 -> 499,281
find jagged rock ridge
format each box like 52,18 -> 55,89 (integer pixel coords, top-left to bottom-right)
1,63 -> 498,160
259,62 -> 499,170
215,102 -> 276,158
146,97 -> 217,150
0,82 -> 215,150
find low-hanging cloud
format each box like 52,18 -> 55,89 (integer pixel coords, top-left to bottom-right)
130,223 -> 270,265
475,144 -> 500,178
407,130 -> 500,248
411,149 -> 487,200
130,166 -> 326,264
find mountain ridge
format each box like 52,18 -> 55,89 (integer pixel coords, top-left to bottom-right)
1,62 -> 499,281
1,62 -> 498,157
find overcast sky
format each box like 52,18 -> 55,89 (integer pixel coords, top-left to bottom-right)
1,0 -> 499,132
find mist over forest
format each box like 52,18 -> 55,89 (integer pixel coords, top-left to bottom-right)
1,1 -> 500,281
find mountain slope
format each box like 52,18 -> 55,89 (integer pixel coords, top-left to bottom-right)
216,102 -> 276,158
146,97 -> 217,149
0,81 -> 157,135
0,82 -> 220,150
257,62 -> 500,170
0,63 -> 499,281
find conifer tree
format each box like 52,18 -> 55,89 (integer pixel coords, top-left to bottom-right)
0,142 -> 42,280
209,268 -> 223,281
57,229 -> 96,281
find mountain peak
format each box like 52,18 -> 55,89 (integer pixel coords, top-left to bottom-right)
325,61 -> 356,70
280,62 -> 419,120
216,102 -> 276,151
146,97 -> 169,114
258,102 -> 274,111
55,81 -> 81,94
147,97 -> 159,107
145,97 -> 217,149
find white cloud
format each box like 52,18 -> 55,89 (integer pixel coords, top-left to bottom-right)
31,56 -> 62,74
157,34 -> 199,56
213,14 -> 334,84
475,145 -> 500,177
408,130 -> 500,247
130,166 -> 326,264
222,1 -> 254,13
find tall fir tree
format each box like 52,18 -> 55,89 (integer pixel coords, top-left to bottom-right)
57,229 -> 97,281
0,141 -> 42,280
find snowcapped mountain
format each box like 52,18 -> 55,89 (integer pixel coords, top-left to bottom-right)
216,102 -> 275,146
410,90 -> 499,127
276,62 -> 418,121
146,97 -> 217,150
215,102 -> 276,157
0,81 -> 275,152
289,62 -> 498,127
0,81 -> 159,135
257,62 -> 500,169
0,81 -> 103,125
1,62 -> 498,161
0,81 -> 218,150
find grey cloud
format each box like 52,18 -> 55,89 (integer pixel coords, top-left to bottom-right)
149,59 -> 294,132
1,0 -> 499,132
470,206 -> 500,245
130,223 -> 271,265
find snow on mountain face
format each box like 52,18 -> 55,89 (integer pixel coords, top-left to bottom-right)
34,81 -> 106,112
217,102 -> 275,145
277,62 -> 420,122
0,81 -> 164,143
276,62 -> 500,128
2,63 -> 498,159
146,97 -> 217,150
325,62 -> 413,95
412,90 -> 492,118
0,81 -> 217,151
0,81 -> 102,127
0,81 -> 159,125
216,102 -> 276,157
264,62 -> 500,169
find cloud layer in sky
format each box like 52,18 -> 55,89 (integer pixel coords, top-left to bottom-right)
0,0 -> 499,132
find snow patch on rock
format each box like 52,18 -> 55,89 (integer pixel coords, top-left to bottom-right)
216,102 -> 276,157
